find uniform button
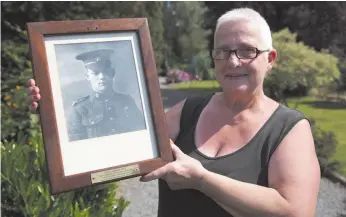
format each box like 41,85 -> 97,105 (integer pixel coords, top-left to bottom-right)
106,100 -> 108,102
112,129 -> 116,132
110,117 -> 113,120
96,93 -> 99,98
108,107 -> 111,110
91,121 -> 94,124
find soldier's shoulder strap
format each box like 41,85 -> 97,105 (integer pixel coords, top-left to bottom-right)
72,95 -> 90,107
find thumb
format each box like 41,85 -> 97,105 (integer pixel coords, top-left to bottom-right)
171,143 -> 185,160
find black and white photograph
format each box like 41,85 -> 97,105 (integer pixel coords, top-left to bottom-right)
44,32 -> 159,176
55,42 -> 146,142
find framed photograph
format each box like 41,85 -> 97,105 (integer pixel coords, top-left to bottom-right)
26,18 -> 173,194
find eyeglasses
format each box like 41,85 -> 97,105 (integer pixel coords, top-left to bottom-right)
211,47 -> 270,60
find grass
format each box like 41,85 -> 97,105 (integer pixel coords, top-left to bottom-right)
172,80 -> 220,89
172,80 -> 346,176
287,97 -> 346,176
171,80 -> 221,94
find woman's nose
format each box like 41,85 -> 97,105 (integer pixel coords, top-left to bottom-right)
227,53 -> 241,68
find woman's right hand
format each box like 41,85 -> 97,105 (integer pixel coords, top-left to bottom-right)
27,79 -> 41,113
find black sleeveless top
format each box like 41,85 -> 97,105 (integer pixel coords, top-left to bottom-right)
157,94 -> 308,217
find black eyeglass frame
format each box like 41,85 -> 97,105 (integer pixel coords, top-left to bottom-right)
211,47 -> 270,60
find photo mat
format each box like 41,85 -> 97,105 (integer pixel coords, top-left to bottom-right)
44,32 -> 159,176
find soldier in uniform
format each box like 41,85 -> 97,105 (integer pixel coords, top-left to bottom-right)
68,49 -> 145,142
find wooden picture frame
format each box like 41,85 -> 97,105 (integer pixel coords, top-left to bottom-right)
26,18 -> 173,194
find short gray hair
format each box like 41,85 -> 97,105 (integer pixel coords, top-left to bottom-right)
214,8 -> 273,49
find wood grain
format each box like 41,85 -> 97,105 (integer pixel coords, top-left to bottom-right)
138,20 -> 173,163
27,18 -> 146,34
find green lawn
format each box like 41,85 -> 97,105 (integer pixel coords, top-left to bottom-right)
172,80 -> 221,89
287,97 -> 346,176
172,81 -> 346,176
171,80 -> 221,94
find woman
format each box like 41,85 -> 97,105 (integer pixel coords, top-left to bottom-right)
28,8 -> 320,217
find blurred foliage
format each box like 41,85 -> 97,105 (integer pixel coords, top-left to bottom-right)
310,119 -> 341,173
1,128 -> 129,217
163,2 -> 212,70
194,51 -> 212,80
337,58 -> 346,91
1,40 -> 32,141
264,28 -> 341,105
1,2 -> 166,70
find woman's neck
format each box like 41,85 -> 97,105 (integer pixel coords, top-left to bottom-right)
220,88 -> 266,115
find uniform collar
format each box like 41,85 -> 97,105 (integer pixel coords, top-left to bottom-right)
90,91 -> 116,102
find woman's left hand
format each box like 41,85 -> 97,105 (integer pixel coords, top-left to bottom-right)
140,142 -> 206,191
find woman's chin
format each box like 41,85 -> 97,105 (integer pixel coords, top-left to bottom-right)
222,84 -> 250,93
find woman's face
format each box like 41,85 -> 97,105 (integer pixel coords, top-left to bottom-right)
213,20 -> 276,95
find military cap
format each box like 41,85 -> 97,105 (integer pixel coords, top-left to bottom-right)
76,49 -> 114,71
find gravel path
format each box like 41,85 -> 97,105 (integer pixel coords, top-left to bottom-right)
117,77 -> 346,217
117,178 -> 159,217
316,178 -> 346,217
118,177 -> 346,217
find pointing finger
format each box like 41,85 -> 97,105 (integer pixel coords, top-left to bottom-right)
140,165 -> 169,182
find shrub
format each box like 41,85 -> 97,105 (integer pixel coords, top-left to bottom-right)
1,129 -> 129,217
337,58 -> 346,91
309,118 -> 341,173
195,51 -> 212,80
1,41 -> 33,142
264,28 -> 341,104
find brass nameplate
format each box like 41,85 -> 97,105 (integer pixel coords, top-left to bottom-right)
91,164 -> 140,184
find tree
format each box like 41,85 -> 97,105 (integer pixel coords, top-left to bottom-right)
163,2 -> 212,72
1,2 -> 166,71
264,28 -> 341,104
130,2 -> 165,71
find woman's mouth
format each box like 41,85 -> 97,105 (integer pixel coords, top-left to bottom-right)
225,74 -> 248,78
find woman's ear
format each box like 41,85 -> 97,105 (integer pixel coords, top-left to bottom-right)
265,49 -> 277,76
268,48 -> 277,66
